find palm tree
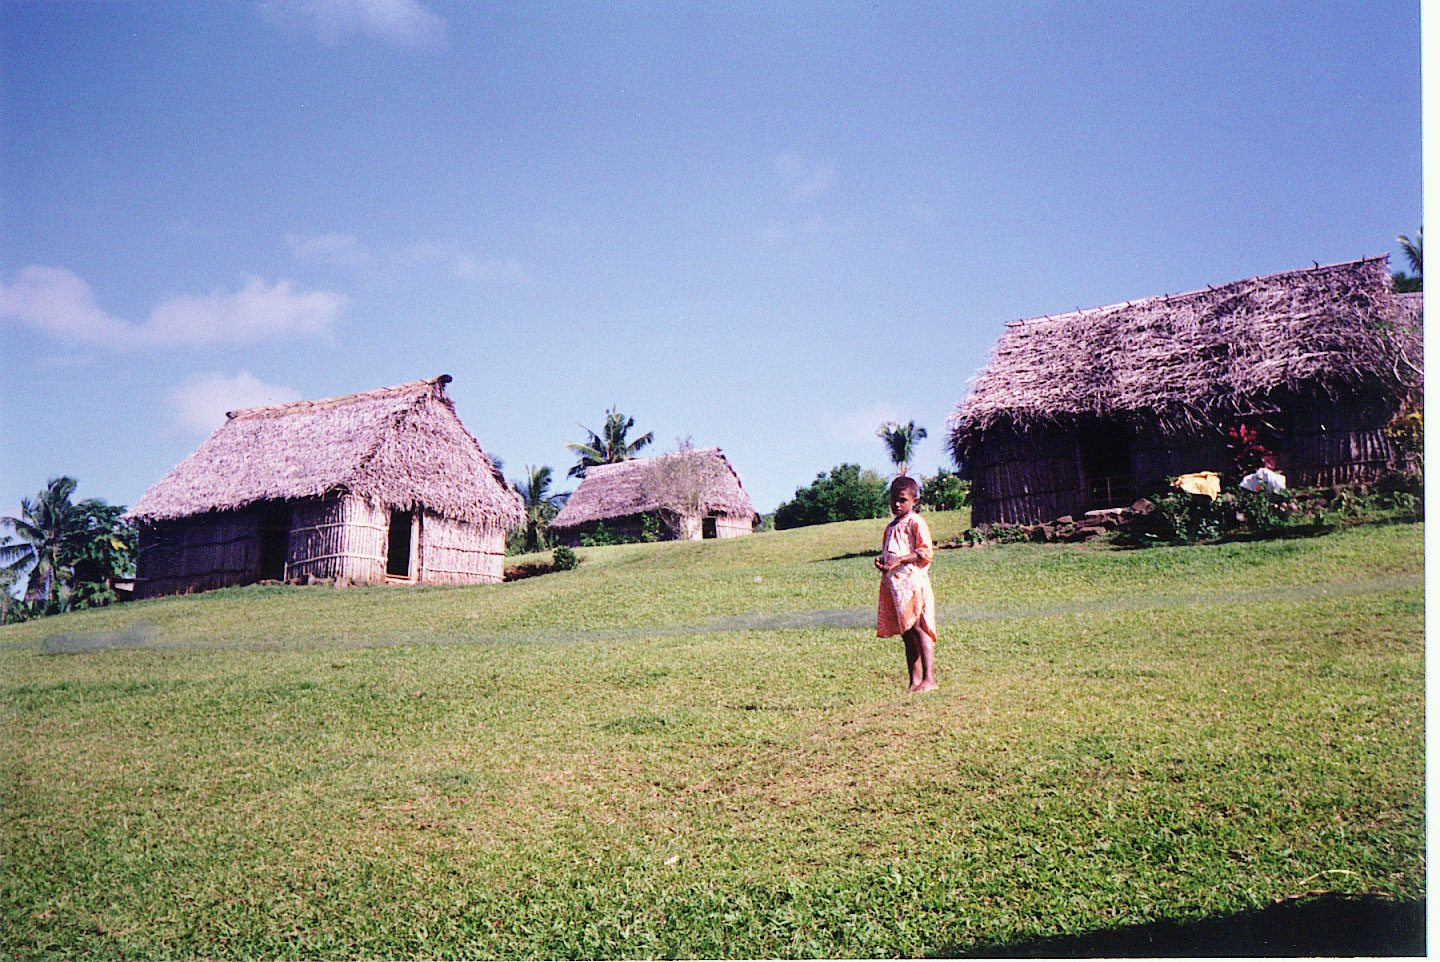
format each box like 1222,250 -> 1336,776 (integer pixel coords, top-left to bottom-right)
1398,227 -> 1422,277
513,465 -> 568,552
1,476 -> 80,605
565,407 -> 654,478
876,421 -> 928,476
1,477 -> 132,613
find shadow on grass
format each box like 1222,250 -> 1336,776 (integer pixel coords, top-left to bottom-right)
945,894 -> 1424,958
817,550 -> 879,562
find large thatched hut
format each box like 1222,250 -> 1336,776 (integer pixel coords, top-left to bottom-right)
550,447 -> 758,545
949,257 -> 1422,526
126,375 -> 523,598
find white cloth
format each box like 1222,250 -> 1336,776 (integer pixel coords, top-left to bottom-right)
1240,467 -> 1286,493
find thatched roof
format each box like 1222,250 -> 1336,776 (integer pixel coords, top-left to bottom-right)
128,375 -> 523,527
949,257 -> 1421,447
550,448 -> 758,529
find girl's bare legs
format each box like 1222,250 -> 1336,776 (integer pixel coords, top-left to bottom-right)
914,627 -> 937,692
903,629 -> 922,691
905,627 -> 937,693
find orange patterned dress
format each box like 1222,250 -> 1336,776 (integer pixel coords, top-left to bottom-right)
876,511 -> 937,642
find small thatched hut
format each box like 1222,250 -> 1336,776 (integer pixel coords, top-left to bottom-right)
126,375 -> 523,598
550,447 -> 759,545
949,257 -> 1422,526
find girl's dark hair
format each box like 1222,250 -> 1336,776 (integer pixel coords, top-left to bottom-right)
890,476 -> 920,498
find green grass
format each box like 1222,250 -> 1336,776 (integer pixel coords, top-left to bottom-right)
0,513 -> 1424,958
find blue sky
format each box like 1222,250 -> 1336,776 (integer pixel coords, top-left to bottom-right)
0,1 -> 1423,522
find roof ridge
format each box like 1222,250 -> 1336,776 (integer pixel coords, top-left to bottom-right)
1008,256 -> 1388,328
226,374 -> 451,420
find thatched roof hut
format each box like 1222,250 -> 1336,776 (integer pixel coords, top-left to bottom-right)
948,257 -> 1422,525
550,447 -> 758,544
127,375 -> 523,597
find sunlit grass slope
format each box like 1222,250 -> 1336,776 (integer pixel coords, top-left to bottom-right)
0,515 -> 1424,959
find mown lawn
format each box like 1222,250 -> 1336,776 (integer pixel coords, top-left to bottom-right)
0,513 -> 1424,959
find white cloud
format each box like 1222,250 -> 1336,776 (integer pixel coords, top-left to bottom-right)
260,0 -> 446,48
0,265 -> 135,344
774,152 -> 836,198
145,276 -> 344,345
286,231 -> 372,267
0,266 -> 345,349
170,372 -> 303,434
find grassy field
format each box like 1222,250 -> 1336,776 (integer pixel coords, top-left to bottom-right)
0,512 -> 1424,958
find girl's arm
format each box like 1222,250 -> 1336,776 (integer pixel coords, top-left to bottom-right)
912,516 -> 935,566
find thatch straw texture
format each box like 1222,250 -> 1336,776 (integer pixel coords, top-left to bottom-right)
551,448 -> 757,531
948,257 -> 1420,451
128,375 -> 522,528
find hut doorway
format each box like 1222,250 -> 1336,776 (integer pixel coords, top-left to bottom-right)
258,503 -> 292,581
387,510 -> 414,579
702,516 -> 717,539
1078,426 -> 1134,510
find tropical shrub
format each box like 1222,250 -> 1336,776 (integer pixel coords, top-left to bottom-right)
773,464 -> 887,530
551,546 -> 578,571
1385,411 -> 1423,475
919,469 -> 968,511
1226,423 -> 1275,474
580,524 -> 620,547
1128,489 -> 1229,545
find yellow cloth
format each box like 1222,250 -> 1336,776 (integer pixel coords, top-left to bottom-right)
1172,471 -> 1221,499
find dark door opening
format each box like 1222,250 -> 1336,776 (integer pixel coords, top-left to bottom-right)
702,516 -> 718,539
1079,426 -> 1134,509
387,510 -> 413,578
258,503 -> 291,581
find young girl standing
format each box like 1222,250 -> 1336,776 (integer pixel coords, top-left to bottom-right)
874,476 -> 938,693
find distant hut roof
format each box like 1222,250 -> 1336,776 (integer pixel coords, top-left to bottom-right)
949,256 -> 1421,447
551,448 -> 758,529
128,375 -> 523,527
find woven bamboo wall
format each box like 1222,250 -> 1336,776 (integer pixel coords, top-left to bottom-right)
133,509 -> 264,599
968,389 -> 1410,528
333,495 -> 389,584
133,494 -> 508,596
416,511 -> 505,584
969,425 -> 1085,526
1288,397 -> 1404,486
280,497 -> 380,583
709,515 -> 754,538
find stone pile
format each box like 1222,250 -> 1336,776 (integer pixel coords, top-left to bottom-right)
947,499 -> 1156,546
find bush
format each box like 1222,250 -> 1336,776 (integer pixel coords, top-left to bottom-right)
1125,475 -> 1422,547
579,524 -> 619,547
552,546 -> 578,571
1232,488 -> 1293,534
919,468 -> 968,511
773,464 -> 888,530
1126,490 -> 1229,545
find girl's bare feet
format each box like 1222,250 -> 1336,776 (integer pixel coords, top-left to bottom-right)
912,680 -> 938,693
